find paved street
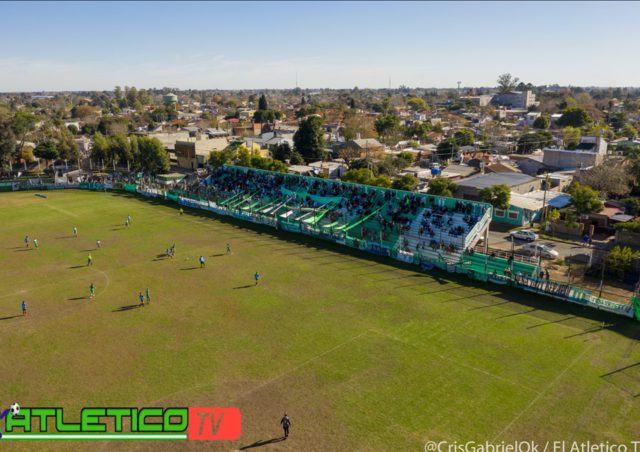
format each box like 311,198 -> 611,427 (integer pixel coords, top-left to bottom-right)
485,229 -> 610,262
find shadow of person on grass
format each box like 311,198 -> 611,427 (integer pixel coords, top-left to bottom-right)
180,267 -> 200,270
0,315 -> 22,321
240,437 -> 286,449
68,297 -> 86,301
112,305 -> 142,312
233,284 -> 253,289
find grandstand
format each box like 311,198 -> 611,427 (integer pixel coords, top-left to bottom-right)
190,165 -> 493,268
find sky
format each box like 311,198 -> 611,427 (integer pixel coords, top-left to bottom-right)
1,1 -> 640,92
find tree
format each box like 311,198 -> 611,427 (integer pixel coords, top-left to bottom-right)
497,73 -> 519,94
55,127 -> 80,162
427,177 -> 457,197
370,175 -> 392,188
557,107 -> 592,128
0,119 -> 16,168
109,134 -> 133,165
270,142 -> 292,162
533,115 -> 549,129
404,121 -> 431,141
479,184 -> 511,209
573,161 -> 633,198
606,246 -> 640,278
436,138 -> 459,160
209,149 -> 233,169
546,208 -> 560,224
374,114 -> 400,142
608,112 -> 628,130
137,137 -> 170,174
620,123 -> 638,139
258,94 -> 268,111
34,140 -> 59,164
453,128 -> 474,146
568,182 -> 603,214
392,174 -> 418,191
338,146 -> 362,167
407,97 -> 428,112
561,127 -> 582,149
293,116 -> 325,162
289,151 -> 305,165
11,111 -> 37,154
91,132 -> 110,166
341,168 -> 374,185
341,115 -> 377,141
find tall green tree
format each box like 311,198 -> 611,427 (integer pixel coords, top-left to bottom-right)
497,73 -> 519,94
91,132 -> 110,166
0,119 -> 16,168
11,111 -> 37,154
34,140 -> 59,164
561,127 -> 582,149
392,174 -> 418,191
453,129 -> 474,146
137,137 -> 170,174
479,184 -> 511,209
568,182 -> 603,214
374,114 -> 400,142
427,177 -> 457,197
533,115 -> 549,129
436,138 -> 459,160
209,149 -> 233,169
407,97 -> 428,112
557,107 -> 592,128
258,94 -> 268,111
293,116 -> 325,161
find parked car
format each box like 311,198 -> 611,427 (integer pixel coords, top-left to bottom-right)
510,229 -> 539,242
521,243 -> 559,259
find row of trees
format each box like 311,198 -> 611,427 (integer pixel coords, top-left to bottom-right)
208,143 -> 287,173
90,133 -> 170,174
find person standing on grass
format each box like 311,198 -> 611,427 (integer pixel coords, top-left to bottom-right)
33,238 -> 39,249
199,256 -> 205,269
128,215 -> 132,225
73,227 -> 78,238
125,218 -> 129,228
139,292 -> 145,307
87,254 -> 93,266
89,283 -> 95,300
254,271 -> 260,286
21,301 -> 27,317
146,288 -> 151,305
226,243 -> 231,254
280,413 -> 291,439
24,235 -> 30,248
96,240 -> 101,249
179,208 -> 184,216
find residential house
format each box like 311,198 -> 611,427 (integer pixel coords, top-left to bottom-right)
344,138 -> 385,159
308,160 -> 348,179
493,190 -> 572,227
174,137 -> 230,170
454,172 -> 543,201
543,136 -> 608,170
492,90 -> 536,109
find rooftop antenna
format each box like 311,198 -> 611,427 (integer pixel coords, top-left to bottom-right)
457,81 -> 462,97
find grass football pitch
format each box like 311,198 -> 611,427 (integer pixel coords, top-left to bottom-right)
1,190 -> 639,451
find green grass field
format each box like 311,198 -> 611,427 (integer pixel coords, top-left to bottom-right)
1,190 -> 640,451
